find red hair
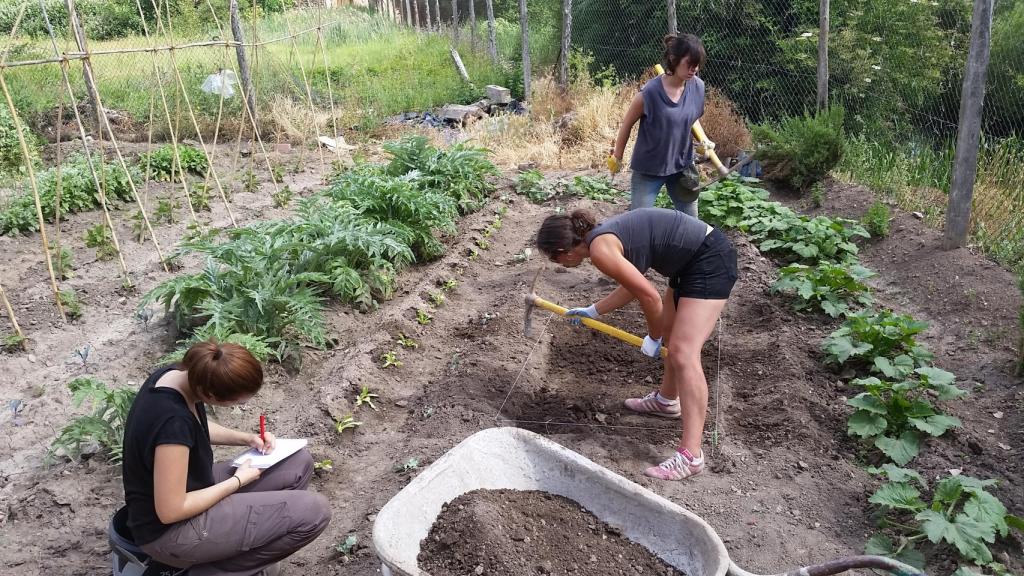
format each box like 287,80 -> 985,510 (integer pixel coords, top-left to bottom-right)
181,341 -> 263,402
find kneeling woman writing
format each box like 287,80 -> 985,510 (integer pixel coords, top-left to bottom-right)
536,208 -> 737,480
121,341 -> 331,576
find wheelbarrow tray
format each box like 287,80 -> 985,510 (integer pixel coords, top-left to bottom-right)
372,427 -> 730,576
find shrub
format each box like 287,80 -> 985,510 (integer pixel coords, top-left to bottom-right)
0,105 -> 35,179
862,200 -> 891,238
752,107 -> 845,191
48,377 -> 135,463
516,169 -> 553,204
0,155 -> 138,235
823,309 -> 933,371
700,88 -> 753,159
141,144 -> 209,182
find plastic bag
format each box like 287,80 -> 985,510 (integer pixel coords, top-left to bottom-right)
200,69 -> 238,98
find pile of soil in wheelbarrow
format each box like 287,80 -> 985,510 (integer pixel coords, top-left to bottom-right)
418,489 -> 687,576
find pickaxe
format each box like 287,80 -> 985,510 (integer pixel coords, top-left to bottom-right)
523,268 -> 668,358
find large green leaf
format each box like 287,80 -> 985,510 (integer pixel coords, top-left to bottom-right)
915,510 -> 995,564
847,393 -> 888,414
849,410 -> 888,438
963,490 -> 1009,537
867,464 -> 926,487
874,431 -> 920,465
908,414 -> 961,437
824,336 -> 872,363
868,482 -> 924,511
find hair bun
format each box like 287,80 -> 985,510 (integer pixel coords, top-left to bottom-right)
663,34 -> 677,49
212,346 -> 223,360
569,210 -> 597,239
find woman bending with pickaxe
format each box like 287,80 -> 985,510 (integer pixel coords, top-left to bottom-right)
536,207 -> 737,481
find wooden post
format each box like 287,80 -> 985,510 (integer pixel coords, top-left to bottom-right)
64,0 -> 104,131
667,0 -> 677,35
485,0 -> 497,62
433,0 -> 441,31
558,0 -> 572,88
413,0 -> 420,29
945,0 -> 994,249
519,0 -> 530,99
229,0 -> 257,134
425,0 -> 433,31
816,0 -> 829,110
469,0 -> 477,51
451,0 -> 460,46
404,0 -> 412,26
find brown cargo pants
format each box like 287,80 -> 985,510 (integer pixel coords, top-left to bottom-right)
141,448 -> 331,576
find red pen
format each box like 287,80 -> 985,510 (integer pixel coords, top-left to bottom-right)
259,414 -> 266,453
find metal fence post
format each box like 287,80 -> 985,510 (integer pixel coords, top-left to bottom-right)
519,0 -> 531,99
558,0 -> 572,88
945,0 -> 994,249
229,0 -> 257,133
816,0 -> 829,110
486,0 -> 497,62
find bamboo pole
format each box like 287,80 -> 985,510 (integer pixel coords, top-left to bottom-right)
39,0 -> 169,271
285,19 -> 327,172
0,76 -> 66,320
315,9 -> 340,142
485,0 -> 496,63
0,280 -> 26,350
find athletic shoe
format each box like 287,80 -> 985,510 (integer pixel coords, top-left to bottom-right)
644,450 -> 705,481
623,390 -> 680,418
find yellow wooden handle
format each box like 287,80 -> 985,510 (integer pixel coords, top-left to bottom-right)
653,64 -> 729,177
530,295 -> 667,358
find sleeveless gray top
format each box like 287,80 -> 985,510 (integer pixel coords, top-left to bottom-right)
630,75 -> 705,177
585,208 -> 710,278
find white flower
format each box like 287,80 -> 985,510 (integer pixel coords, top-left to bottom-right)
871,65 -> 882,70
801,32 -> 813,38
872,36 -> 882,42
865,78 -> 873,83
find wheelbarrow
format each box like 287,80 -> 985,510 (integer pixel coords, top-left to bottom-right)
372,427 -> 923,576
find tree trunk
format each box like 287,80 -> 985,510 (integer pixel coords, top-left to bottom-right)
425,0 -> 433,31
229,0 -> 257,133
518,0 -> 530,99
945,0 -> 994,249
558,0 -> 572,88
451,0 -> 460,46
404,0 -> 412,27
485,0 -> 497,62
816,0 -> 829,110
667,0 -> 677,35
433,0 -> 442,30
469,0 -> 477,51
64,0 -> 104,131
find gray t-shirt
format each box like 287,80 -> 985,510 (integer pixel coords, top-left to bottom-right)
585,208 -> 710,278
630,75 -> 705,177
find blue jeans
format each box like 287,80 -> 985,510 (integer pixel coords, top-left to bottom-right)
630,165 -> 700,217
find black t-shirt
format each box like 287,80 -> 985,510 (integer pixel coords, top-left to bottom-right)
121,366 -> 215,545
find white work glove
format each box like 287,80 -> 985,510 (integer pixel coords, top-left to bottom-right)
565,304 -> 599,326
641,335 -> 663,358
695,140 -> 716,156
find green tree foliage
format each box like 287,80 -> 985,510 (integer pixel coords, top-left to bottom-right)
752,107 -> 845,191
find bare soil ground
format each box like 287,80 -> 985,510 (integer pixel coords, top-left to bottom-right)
0,161 -> 1020,576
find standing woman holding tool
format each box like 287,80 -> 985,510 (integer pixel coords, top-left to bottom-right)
536,208 -> 737,481
120,341 -> 331,575
609,34 -> 709,217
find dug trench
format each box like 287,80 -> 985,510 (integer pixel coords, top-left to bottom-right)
0,174 -> 1020,575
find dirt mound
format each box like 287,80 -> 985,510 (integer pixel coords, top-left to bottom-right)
419,489 -> 686,576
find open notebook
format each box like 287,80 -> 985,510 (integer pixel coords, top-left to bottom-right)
231,438 -> 308,469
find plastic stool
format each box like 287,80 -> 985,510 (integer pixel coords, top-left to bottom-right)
109,506 -> 187,576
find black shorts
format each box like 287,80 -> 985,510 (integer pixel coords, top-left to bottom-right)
668,228 -> 738,304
